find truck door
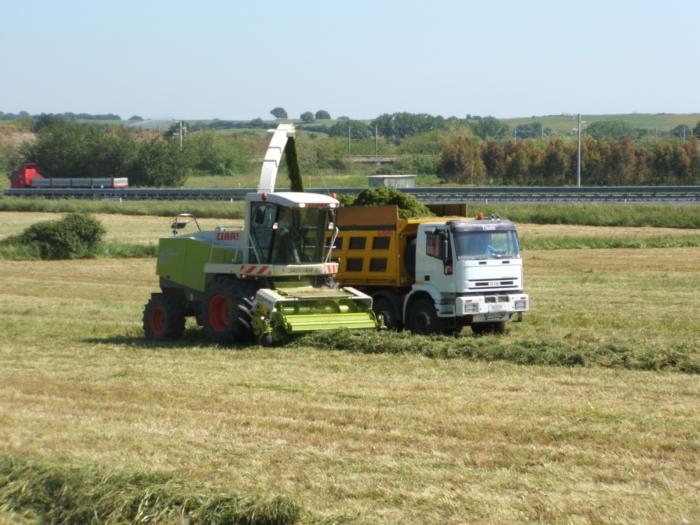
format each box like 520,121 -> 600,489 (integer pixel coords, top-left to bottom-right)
417,227 -> 456,293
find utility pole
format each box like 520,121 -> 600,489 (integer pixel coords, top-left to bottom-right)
375,125 -> 378,159
178,121 -> 187,151
348,125 -> 351,154
576,114 -> 582,188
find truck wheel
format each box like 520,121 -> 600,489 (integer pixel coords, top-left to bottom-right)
203,278 -> 255,344
373,297 -> 399,330
143,294 -> 185,341
407,298 -> 441,335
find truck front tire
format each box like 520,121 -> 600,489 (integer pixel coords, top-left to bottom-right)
407,298 -> 442,335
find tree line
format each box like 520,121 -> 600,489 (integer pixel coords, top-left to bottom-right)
437,136 -> 700,186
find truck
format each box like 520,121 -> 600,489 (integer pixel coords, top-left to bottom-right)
10,163 -> 129,189
143,124 -> 378,345
331,204 -> 529,335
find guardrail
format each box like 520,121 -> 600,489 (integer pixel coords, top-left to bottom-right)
5,186 -> 700,203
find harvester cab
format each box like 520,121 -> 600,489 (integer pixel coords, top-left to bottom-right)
144,124 -> 378,345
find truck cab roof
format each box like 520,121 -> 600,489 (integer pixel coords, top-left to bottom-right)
446,219 -> 517,233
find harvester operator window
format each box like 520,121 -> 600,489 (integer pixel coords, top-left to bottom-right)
249,203 -> 277,262
271,207 -> 328,265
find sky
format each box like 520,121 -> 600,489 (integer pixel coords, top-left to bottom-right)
2,0 -> 699,121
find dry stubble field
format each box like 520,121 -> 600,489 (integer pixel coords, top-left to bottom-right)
0,221 -> 698,523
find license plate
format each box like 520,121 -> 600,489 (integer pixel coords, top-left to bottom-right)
488,303 -> 506,312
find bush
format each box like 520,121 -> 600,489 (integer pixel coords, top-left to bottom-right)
17,213 -> 105,259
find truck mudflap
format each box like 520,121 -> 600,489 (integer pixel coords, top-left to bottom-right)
252,286 -> 379,343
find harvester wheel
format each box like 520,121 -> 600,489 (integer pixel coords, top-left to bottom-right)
203,277 -> 255,344
373,297 -> 399,330
407,298 -> 442,335
143,294 -> 185,341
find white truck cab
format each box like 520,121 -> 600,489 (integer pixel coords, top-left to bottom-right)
407,218 -> 529,334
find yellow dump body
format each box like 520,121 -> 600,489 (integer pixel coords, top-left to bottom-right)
332,204 -> 468,288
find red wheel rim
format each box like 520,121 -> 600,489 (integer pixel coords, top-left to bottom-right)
208,294 -> 230,332
149,307 -> 166,334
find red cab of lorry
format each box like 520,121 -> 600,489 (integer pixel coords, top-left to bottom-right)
10,163 -> 44,188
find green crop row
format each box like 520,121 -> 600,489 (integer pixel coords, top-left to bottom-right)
295,330 -> 699,374
0,455 -> 302,525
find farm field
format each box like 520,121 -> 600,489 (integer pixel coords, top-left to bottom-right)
2,211 -> 700,253
0,243 -> 698,523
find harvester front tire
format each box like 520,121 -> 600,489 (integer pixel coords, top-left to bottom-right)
373,297 -> 400,330
143,294 -> 185,341
203,278 -> 255,345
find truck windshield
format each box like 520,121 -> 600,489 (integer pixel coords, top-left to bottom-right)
454,230 -> 520,260
270,207 -> 328,264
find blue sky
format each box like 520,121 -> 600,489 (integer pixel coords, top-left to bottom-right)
2,0 -> 699,120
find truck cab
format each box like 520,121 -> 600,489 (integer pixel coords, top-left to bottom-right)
409,218 -> 528,333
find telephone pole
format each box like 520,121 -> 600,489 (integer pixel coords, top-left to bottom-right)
576,114 -> 582,187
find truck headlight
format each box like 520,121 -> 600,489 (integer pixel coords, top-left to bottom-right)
514,300 -> 527,310
463,302 -> 479,313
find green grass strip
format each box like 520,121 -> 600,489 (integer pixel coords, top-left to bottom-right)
0,197 -> 245,220
295,330 -> 699,374
0,455 -> 301,525
472,202 -> 700,229
0,241 -> 157,260
521,235 -> 700,250
2,198 -> 700,229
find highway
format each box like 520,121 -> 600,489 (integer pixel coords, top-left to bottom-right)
5,185 -> 699,203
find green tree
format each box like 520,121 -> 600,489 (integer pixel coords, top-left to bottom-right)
300,111 -> 314,123
270,107 -> 288,119
127,139 -> 189,187
327,120 -> 371,139
437,135 -> 486,184
481,140 -> 505,182
670,124 -> 691,138
586,120 -> 633,140
470,117 -> 510,140
541,139 -> 573,185
694,121 -> 700,139
315,110 -> 331,120
503,140 -> 543,185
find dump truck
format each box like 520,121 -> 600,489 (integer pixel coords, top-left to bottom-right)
143,124 -> 378,345
332,205 -> 529,334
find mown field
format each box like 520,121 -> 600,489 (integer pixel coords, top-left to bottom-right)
0,211 -> 698,523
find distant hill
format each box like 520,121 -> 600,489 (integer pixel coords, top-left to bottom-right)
501,113 -> 700,134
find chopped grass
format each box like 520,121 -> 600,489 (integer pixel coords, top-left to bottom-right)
294,330 -> 699,373
0,455 -> 301,525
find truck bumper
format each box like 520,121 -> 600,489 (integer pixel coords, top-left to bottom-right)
453,293 -> 529,322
